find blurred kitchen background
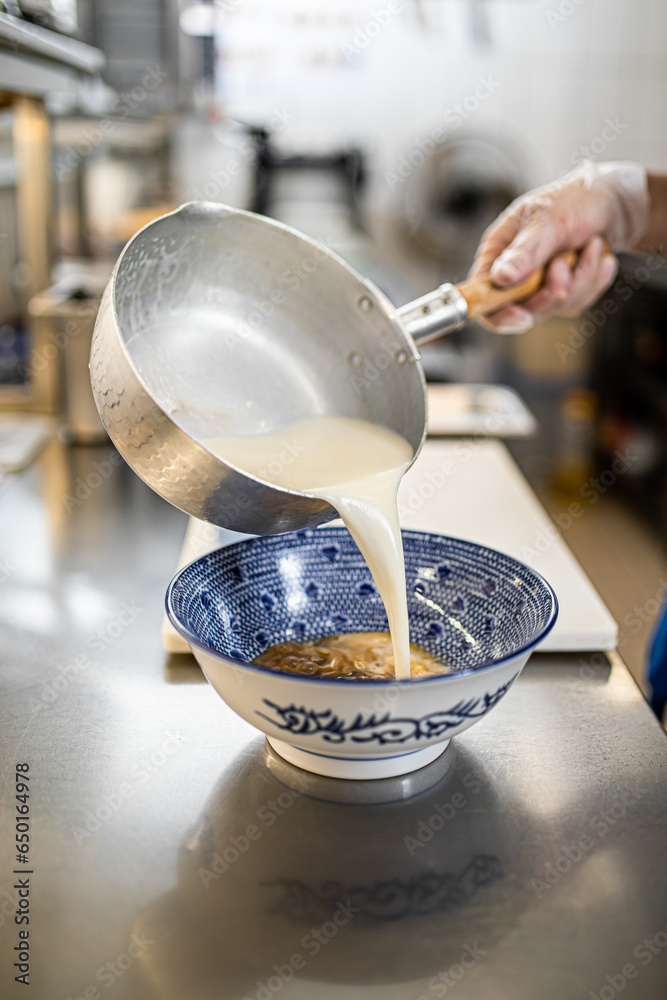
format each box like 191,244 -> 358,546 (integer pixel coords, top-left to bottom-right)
1,0 -> 667,687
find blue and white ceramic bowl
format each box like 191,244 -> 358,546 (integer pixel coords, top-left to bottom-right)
167,528 -> 558,779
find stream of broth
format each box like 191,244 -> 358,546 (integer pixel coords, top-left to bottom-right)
205,415 -> 417,679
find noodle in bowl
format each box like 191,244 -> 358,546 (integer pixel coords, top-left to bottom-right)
166,528 -> 558,779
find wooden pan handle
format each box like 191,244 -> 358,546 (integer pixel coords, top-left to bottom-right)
457,249 -> 587,320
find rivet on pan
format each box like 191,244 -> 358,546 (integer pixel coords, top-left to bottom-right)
395,350 -> 408,365
347,352 -> 363,368
358,296 -> 373,313
422,304 -> 431,315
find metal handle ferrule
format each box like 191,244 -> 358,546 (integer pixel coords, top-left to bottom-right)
397,283 -> 468,346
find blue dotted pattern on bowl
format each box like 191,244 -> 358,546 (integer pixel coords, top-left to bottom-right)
168,528 -> 556,673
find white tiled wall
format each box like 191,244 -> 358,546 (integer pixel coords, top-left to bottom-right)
213,0 -> 667,202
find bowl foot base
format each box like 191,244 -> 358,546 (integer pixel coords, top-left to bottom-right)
266,738 -> 449,780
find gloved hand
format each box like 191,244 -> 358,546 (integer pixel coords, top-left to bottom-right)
468,160 -> 650,332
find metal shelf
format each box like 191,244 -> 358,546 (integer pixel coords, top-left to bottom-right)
0,11 -> 103,73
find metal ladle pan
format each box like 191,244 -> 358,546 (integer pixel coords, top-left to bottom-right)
90,202 -> 575,534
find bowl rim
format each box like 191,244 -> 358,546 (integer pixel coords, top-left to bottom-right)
165,528 -> 559,686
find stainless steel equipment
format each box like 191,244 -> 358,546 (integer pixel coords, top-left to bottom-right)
89,202 -> 570,534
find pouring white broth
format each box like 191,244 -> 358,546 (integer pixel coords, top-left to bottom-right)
206,415 -> 446,680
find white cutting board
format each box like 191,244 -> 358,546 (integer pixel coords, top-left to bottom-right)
427,384 -> 537,438
162,439 -> 617,654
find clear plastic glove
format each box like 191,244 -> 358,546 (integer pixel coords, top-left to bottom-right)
468,160 -> 650,332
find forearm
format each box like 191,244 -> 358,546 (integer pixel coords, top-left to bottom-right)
635,172 -> 667,252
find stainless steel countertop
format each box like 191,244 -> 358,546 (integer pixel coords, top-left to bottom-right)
1,440 -> 666,999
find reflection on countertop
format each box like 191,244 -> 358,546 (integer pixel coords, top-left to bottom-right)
130,740 -> 522,999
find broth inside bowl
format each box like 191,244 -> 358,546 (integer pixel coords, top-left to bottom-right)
254,631 -> 452,681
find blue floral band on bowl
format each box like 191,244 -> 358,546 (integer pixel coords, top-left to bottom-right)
166,527 -> 558,684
